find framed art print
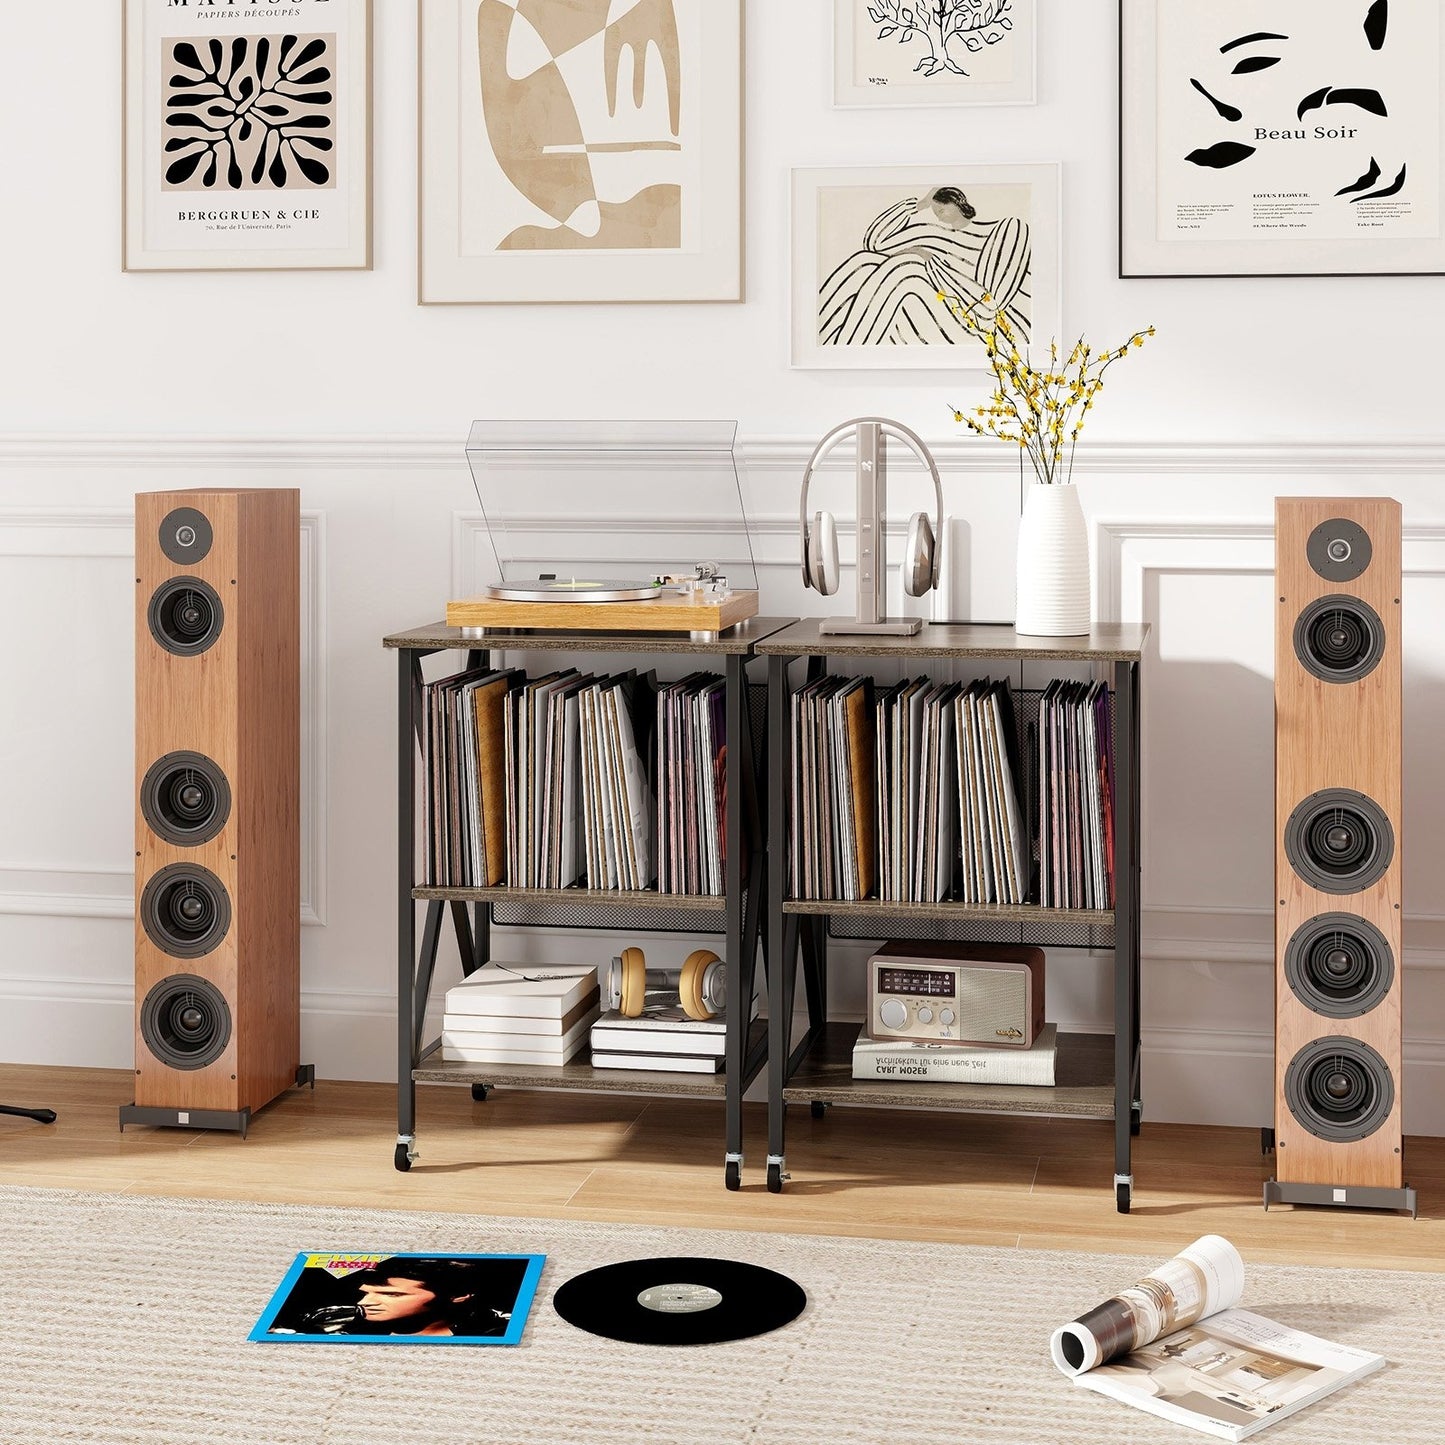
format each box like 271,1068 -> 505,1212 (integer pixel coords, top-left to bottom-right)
122,0 -> 372,272
1121,0 -> 1445,277
419,0 -> 743,304
791,163 -> 1060,370
833,0 -> 1036,108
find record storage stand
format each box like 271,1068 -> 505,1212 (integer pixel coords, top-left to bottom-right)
756,620 -> 1149,1212
383,619 -> 795,1189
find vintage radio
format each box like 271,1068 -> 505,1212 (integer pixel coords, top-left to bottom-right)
866,943 -> 1045,1048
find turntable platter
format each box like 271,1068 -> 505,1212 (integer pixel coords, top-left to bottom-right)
481,579 -> 662,604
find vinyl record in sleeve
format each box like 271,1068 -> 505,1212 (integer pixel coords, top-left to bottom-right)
552,1256 -> 806,1346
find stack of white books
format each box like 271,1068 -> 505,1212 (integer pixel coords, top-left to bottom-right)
851,1023 -> 1059,1085
441,964 -> 600,1066
589,1002 -> 728,1074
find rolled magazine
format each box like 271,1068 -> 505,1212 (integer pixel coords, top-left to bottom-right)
1051,1234 -> 1245,1376
1050,1235 -> 1385,1441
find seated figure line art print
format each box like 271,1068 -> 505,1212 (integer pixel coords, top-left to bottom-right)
476,0 -> 685,253
818,185 -> 1032,349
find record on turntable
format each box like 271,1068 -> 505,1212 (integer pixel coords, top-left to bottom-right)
479,578 -> 663,604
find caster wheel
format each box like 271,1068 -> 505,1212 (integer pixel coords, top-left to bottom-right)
1116,1182 -> 1130,1214
767,1162 -> 784,1194
725,1160 -> 741,1192
470,1084 -> 491,1102
810,1101 -> 828,1120
394,1144 -> 413,1173
1130,1108 -> 1142,1137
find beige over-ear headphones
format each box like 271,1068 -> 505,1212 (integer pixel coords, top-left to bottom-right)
799,419 -> 945,640
608,947 -> 727,1021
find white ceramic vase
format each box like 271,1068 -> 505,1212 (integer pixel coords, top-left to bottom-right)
1014,481 -> 1091,637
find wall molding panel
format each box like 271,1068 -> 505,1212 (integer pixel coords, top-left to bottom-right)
4,435 -> 1445,1131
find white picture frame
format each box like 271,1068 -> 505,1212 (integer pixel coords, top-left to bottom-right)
833,0 -> 1036,108
791,163 -> 1060,371
419,0 -> 743,305
1121,0 -> 1445,277
122,0 -> 372,272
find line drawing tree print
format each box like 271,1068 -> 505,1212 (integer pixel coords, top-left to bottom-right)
163,34 -> 337,191
866,0 -> 1014,79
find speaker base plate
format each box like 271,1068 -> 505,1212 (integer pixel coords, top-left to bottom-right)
118,1065 -> 315,1137
120,1103 -> 252,1137
1263,1177 -> 1417,1218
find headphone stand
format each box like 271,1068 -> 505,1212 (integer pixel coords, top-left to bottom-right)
801,418 -> 942,637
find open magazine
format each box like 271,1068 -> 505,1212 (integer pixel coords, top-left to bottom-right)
1049,1236 -> 1384,1441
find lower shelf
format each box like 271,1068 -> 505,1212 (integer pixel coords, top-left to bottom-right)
413,1021 -> 766,1100
782,1022 -> 1118,1119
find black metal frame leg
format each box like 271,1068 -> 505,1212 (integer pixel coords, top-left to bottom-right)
1112,659 -> 1141,1213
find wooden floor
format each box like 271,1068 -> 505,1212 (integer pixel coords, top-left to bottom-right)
2,1063 -> 1441,1273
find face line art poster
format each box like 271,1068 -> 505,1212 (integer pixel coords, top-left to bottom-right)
1153,0 -> 1439,246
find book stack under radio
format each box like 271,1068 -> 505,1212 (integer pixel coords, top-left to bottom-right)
589,1003 -> 728,1074
850,1026 -> 1059,1085
441,965 -> 600,1066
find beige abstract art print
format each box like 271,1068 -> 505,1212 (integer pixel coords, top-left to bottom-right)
420,0 -> 742,303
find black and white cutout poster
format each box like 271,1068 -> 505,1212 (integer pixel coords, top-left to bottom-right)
1122,0 -> 1445,275
123,0 -> 371,271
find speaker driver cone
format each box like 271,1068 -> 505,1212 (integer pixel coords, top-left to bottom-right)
1284,789 -> 1394,893
140,751 -> 231,847
140,864 -> 231,959
1284,1036 -> 1394,1142
148,577 -> 224,657
1284,913 -> 1394,1018
139,974 -> 231,1071
1293,595 -> 1385,683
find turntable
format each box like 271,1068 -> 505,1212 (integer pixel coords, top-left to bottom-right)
446,421 -> 760,635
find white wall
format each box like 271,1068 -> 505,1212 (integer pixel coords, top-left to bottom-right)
3,4 -> 1444,1132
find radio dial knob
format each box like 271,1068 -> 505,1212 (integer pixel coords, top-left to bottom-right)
917,1006 -> 934,1025
878,998 -> 909,1031
939,1007 -> 955,1026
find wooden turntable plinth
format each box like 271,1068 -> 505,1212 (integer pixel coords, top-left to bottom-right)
445,589 -> 760,634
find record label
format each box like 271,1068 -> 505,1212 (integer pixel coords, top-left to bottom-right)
553,1257 -> 806,1346
638,1283 -> 723,1315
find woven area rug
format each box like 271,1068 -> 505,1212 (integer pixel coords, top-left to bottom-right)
2,1186 -> 1443,1445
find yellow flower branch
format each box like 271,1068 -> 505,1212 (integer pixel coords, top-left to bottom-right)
941,289 -> 1155,484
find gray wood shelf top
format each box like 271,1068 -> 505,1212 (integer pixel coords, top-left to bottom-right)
784,898 -> 1113,928
755,619 -> 1150,662
384,617 -> 798,656
413,884 -> 725,913
783,1022 -> 1116,1118
413,1022 -> 766,1098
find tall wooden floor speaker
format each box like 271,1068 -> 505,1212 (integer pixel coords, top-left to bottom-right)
121,489 -> 311,1136
1267,497 -> 1415,1215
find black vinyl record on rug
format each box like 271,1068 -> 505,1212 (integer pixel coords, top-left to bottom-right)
552,1256 -> 806,1346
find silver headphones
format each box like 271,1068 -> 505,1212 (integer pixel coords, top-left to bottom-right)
799,417 -> 945,607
